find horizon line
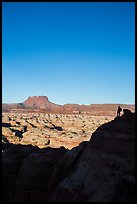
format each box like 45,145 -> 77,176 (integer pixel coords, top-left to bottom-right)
2,102 -> 135,106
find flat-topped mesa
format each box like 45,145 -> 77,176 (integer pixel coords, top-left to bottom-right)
22,96 -> 60,110
25,95 -> 49,100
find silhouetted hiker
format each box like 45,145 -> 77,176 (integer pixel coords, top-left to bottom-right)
117,106 -> 122,117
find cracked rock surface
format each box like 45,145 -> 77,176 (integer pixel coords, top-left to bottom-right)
2,113 -> 113,149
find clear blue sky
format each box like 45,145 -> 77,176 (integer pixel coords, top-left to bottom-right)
2,2 -> 135,105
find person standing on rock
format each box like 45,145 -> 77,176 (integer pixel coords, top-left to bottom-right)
117,106 -> 122,117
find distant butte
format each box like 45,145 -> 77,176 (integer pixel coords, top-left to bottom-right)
2,96 -> 135,116
23,96 -> 60,110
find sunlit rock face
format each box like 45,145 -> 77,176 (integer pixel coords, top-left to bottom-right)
2,110 -> 135,202
2,112 -> 113,149
22,96 -> 61,110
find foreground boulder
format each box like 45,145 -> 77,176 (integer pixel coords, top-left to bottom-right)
47,111 -> 135,202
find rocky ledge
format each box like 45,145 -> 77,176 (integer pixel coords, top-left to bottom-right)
2,109 -> 135,202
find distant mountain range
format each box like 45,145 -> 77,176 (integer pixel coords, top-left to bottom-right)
2,96 -> 135,115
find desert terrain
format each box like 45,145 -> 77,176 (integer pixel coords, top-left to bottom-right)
2,96 -> 135,149
2,112 -> 114,149
2,96 -> 135,202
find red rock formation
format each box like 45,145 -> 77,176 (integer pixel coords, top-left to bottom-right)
2,103 -> 25,112
23,96 -> 61,111
2,96 -> 135,116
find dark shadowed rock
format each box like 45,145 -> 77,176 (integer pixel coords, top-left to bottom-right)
13,147 -> 67,202
123,108 -> 131,115
47,111 -> 135,202
2,144 -> 39,202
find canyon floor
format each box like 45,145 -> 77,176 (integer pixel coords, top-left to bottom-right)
2,112 -> 114,149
